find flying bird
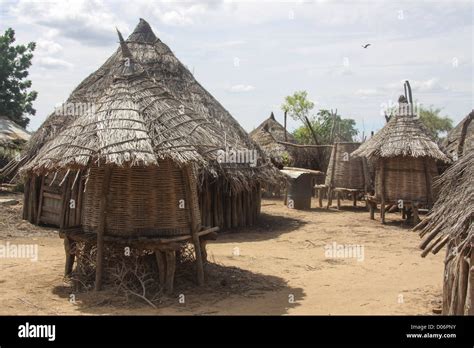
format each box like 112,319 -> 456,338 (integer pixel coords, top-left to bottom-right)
362,44 -> 371,48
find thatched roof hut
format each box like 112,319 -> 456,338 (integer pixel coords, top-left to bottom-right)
20,19 -> 280,232
352,92 -> 450,224
249,112 -> 295,168
250,112 -> 327,171
441,110 -> 473,160
0,116 -> 30,164
18,20 -> 284,292
415,150 -> 473,314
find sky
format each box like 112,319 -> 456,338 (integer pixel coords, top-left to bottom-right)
0,0 -> 472,137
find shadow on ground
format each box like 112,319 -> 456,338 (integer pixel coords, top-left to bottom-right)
216,212 -> 307,243
52,261 -> 305,315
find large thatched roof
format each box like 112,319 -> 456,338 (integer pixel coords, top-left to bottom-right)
417,149 -> 473,257
21,19 -> 280,190
352,103 -> 449,162
441,110 -> 473,158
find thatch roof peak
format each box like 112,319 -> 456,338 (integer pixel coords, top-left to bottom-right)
269,112 -> 275,120
352,112 -> 449,162
116,28 -> 132,58
127,18 -> 157,43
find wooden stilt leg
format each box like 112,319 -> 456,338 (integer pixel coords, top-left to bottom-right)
200,239 -> 208,264
155,250 -> 166,286
318,188 -> 323,208
326,188 -> 332,209
64,237 -> 75,277
165,250 -> 176,294
370,202 -> 375,220
336,191 -> 341,210
412,203 -> 420,225
352,192 -> 357,207
381,203 -> 386,224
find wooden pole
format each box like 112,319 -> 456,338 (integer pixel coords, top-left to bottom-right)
284,110 -> 288,142
326,143 -> 337,209
183,166 -> 205,286
380,161 -> 386,224
95,166 -> 112,291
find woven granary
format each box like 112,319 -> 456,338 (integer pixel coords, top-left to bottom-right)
325,142 -> 369,190
415,150 -> 473,315
352,94 -> 450,223
323,142 -> 370,209
18,20 -> 283,292
441,110 -> 473,160
20,19 -> 281,232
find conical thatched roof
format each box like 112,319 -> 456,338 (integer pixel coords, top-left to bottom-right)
21,19 -> 280,190
249,112 -> 295,167
250,112 -> 295,144
352,102 -> 449,162
417,150 -> 473,256
441,110 -> 473,158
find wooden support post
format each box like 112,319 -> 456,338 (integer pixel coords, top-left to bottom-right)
165,250 -> 176,294
369,202 -> 375,220
380,161 -> 386,224
183,166 -> 205,286
64,237 -> 75,277
155,250 -> 166,286
352,192 -> 357,207
36,176 -> 45,225
95,166 -> 112,292
412,203 -> 420,225
336,191 -> 341,210
318,188 -> 323,207
326,188 -> 332,209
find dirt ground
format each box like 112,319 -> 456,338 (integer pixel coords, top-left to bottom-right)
0,192 -> 444,315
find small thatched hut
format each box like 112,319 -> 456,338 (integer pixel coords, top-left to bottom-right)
415,150 -> 473,315
352,94 -> 449,224
0,116 -> 30,170
323,142 -> 370,209
18,20 -> 281,291
249,112 -> 296,169
441,110 -> 473,160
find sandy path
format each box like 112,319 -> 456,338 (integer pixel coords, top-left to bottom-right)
0,196 -> 443,315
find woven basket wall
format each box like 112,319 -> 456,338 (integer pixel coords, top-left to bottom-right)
375,156 -> 438,203
325,142 -> 367,190
82,160 -> 200,237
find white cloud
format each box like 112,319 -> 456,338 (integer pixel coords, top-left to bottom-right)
228,84 -> 255,93
36,39 -> 63,55
355,89 -> 382,97
34,56 -> 74,70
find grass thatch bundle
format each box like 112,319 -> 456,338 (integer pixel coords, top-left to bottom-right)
416,150 -> 473,314
441,110 -> 473,160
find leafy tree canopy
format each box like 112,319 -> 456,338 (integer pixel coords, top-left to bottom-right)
0,28 -> 37,128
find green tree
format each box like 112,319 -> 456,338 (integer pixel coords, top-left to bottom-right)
0,28 -> 37,127
281,91 -> 319,144
418,106 -> 453,142
293,109 -> 358,144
